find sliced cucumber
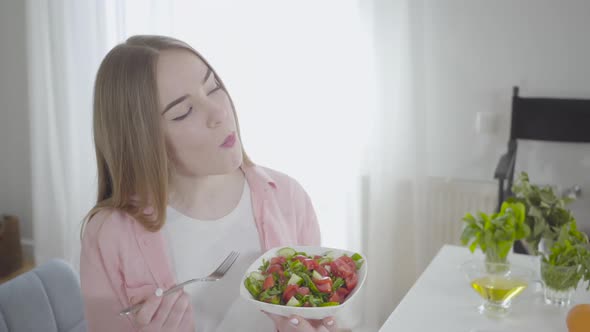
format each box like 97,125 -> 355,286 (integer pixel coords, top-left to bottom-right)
287,273 -> 303,286
312,270 -> 323,280
277,247 -> 297,258
322,250 -> 335,259
249,271 -> 265,281
286,296 -> 301,307
244,278 -> 262,297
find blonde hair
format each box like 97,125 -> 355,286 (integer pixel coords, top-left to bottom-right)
86,35 -> 251,232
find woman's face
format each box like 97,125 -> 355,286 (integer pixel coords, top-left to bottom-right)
157,49 -> 243,177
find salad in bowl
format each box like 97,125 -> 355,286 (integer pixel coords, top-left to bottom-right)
240,246 -> 367,320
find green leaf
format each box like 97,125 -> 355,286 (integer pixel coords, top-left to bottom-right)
299,273 -> 320,295
460,226 -> 478,245
484,232 -> 493,249
319,302 -> 340,307
528,206 -> 543,219
332,278 -> 345,291
533,221 -> 546,238
469,240 -> 478,253
481,213 -> 492,231
512,202 -> 526,223
259,258 -> 270,273
498,241 -> 512,259
521,223 -> 531,239
540,190 -> 556,204
477,232 -> 486,252
462,213 -> 477,224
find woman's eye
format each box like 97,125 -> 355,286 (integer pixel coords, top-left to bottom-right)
172,106 -> 193,121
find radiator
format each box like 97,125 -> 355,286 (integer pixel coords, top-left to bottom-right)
425,177 -> 498,251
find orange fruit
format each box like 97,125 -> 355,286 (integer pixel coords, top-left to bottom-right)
567,304 -> 590,332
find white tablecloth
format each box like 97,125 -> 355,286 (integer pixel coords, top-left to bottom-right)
379,245 -> 590,332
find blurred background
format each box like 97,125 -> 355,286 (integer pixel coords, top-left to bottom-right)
1,0 -> 590,330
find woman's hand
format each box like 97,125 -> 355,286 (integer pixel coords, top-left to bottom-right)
264,312 -> 338,332
132,290 -> 194,331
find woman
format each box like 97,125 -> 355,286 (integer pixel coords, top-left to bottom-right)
80,35 -> 342,332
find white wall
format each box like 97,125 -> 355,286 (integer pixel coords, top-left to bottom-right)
0,0 -> 32,254
418,0 -> 590,181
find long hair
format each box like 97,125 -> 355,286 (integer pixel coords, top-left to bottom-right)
86,35 -> 251,233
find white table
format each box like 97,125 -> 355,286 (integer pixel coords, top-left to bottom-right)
379,245 -> 590,332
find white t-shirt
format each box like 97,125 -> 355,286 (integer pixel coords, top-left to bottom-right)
163,182 -> 276,332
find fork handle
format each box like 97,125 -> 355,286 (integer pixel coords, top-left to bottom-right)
162,277 -> 215,296
118,278 -> 216,316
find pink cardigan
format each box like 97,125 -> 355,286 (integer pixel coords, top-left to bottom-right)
80,165 -> 321,331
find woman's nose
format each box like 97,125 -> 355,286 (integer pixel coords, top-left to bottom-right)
206,104 -> 228,128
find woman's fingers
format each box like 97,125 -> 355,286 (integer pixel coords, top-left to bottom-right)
162,292 -> 191,329
264,312 -> 310,331
134,294 -> 163,327
176,297 -> 195,331
321,316 -> 338,332
263,311 -> 337,332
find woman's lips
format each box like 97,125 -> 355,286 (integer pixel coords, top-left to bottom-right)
221,132 -> 236,148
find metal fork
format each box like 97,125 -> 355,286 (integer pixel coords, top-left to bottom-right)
119,251 -> 239,316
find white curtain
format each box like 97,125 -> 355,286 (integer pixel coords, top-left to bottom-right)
360,0 -> 430,328
26,0 -> 430,329
26,0 -> 174,270
27,0 -> 103,269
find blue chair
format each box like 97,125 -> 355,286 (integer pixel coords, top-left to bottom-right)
0,259 -> 87,332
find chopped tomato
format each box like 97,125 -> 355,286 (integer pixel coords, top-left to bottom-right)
297,287 -> 310,295
271,256 -> 286,265
337,287 -> 350,298
315,264 -> 329,277
283,284 -> 298,302
329,292 -> 342,304
263,275 -> 275,290
317,282 -> 332,293
345,273 -> 358,291
303,259 -> 319,271
293,255 -> 307,263
314,277 -> 333,293
331,259 -> 355,278
267,264 -> 283,275
339,256 -> 357,272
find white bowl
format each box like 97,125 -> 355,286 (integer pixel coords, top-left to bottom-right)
240,246 -> 367,320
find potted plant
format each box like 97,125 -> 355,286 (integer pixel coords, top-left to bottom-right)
460,201 -> 529,268
510,172 -> 590,306
540,221 -> 590,306
510,172 -> 574,254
